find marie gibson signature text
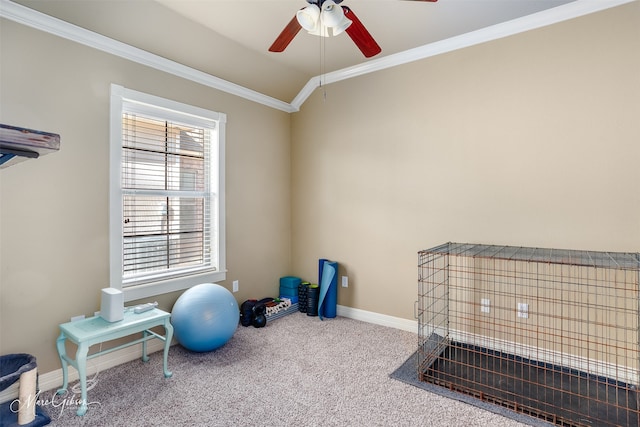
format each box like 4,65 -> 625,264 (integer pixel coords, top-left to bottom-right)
10,389 -> 101,418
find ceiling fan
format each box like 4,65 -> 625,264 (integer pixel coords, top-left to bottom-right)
269,0 -> 438,59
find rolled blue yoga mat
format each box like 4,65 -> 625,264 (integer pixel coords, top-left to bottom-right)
318,259 -> 338,320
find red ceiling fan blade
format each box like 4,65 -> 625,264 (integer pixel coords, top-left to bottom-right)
342,6 -> 382,58
268,15 -> 302,52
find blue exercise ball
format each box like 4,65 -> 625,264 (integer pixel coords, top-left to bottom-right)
171,283 -> 239,352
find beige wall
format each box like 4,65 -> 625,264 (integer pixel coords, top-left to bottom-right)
2,2 -> 639,377
0,20 -> 292,372
290,3 -> 640,320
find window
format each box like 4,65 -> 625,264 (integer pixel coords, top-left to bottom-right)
110,84 -> 226,301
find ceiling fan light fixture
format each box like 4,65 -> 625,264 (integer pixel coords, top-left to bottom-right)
296,4 -> 321,32
329,17 -> 351,36
270,0 -> 390,58
321,1 -> 352,36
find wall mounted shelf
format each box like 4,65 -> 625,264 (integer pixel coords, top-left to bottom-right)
0,124 -> 60,169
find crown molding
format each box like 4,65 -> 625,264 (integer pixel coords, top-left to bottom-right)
0,0 -> 296,113
1,0 -> 635,113
290,0 -> 636,110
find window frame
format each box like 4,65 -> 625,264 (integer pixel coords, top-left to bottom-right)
109,84 -> 226,302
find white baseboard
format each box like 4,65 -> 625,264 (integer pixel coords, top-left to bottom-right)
337,305 -> 418,334
337,307 -> 637,384
0,340 -> 166,404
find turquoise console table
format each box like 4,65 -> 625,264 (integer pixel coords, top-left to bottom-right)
55,308 -> 173,416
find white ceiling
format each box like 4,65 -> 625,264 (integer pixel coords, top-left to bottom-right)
5,0 -> 629,106
155,0 -> 576,77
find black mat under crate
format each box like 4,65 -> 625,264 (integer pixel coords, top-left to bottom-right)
420,342 -> 639,427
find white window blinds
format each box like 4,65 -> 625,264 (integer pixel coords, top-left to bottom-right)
120,109 -> 217,285
110,84 -> 226,300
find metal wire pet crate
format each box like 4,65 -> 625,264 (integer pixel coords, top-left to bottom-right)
417,242 -> 640,427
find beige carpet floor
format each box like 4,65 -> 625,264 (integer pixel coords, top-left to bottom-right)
38,313 -> 533,426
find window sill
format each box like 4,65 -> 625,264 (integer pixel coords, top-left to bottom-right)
120,270 -> 227,302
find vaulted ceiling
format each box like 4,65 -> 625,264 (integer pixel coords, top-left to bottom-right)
154,0 -> 576,76
5,0 -> 628,107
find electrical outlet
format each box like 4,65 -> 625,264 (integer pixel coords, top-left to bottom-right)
517,302 -> 529,319
341,276 -> 348,288
480,298 -> 490,313
232,280 -> 239,293
71,314 -> 85,322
